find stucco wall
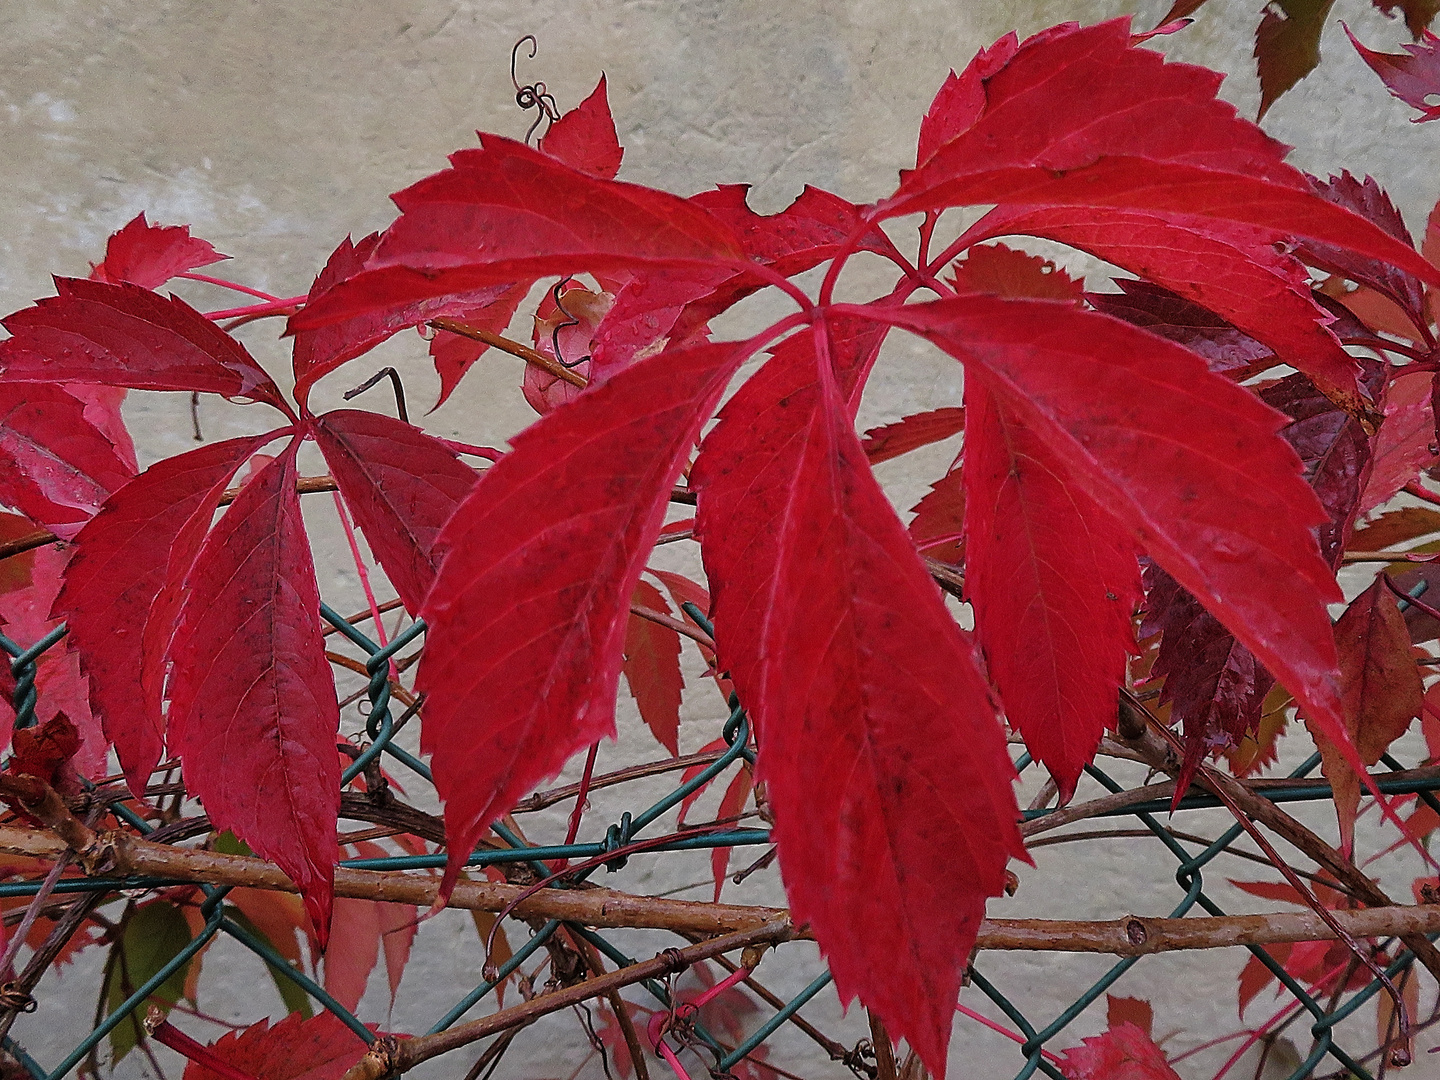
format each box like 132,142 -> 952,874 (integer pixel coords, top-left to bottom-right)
3,1 -> 1440,1077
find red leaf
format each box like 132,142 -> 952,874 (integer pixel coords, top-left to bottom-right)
1254,0 -> 1336,121
290,233 -> 520,409
947,243 -> 1083,302
675,736 -> 730,825
167,441 -> 340,940
1352,507 -> 1440,550
691,334 -> 1025,1073
324,842 -> 416,1010
290,136 -> 743,331
1305,576 -> 1422,854
908,469 -> 966,566
871,297 -> 1357,778
590,268 -> 733,382
916,68 -> 984,168
963,379 -> 1140,800
539,76 -> 624,180
1087,281 -> 1276,379
861,408 -> 965,466
428,282 -> 529,407
54,435 -> 268,793
1372,1 -> 1440,37
312,410 -> 478,615
647,569 -> 734,700
710,765 -> 753,901
416,340 -> 749,896
6,712 -> 80,786
1362,370 -> 1438,514
884,21 -> 1440,289
1058,1022 -> 1181,1080
524,283 -> 611,415
0,383 -> 136,539
89,213 -> 226,290
67,384 -> 138,472
181,1014 -> 373,1080
1106,996 -> 1154,1038
1346,24 -> 1440,121
0,544 -> 107,779
961,206 -> 1368,418
623,580 -> 684,756
0,279 -> 290,412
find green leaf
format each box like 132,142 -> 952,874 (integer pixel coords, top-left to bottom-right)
224,907 -> 314,1019
102,900 -> 197,1063
1256,0 -> 1339,119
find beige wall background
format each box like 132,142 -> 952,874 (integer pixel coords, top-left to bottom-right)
3,1 -> 1440,1078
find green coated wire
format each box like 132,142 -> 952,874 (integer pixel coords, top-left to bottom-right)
716,971 -> 832,1071
426,920 -> 561,1033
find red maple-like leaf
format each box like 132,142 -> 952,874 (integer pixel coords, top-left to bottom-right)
1347,24 -> 1440,121
428,282 -> 530,407
908,469 -> 965,566
539,76 -> 624,180
181,1013 -> 374,1080
1058,1021 -> 1181,1080
692,333 -> 1025,1073
861,408 -> 965,466
53,435 -> 271,793
312,410 -> 478,615
166,441 -> 341,940
0,383 -> 136,540
960,206 -> 1369,418
290,136 -> 744,331
0,279 -> 290,414
623,580 -> 684,756
89,213 -> 227,291
416,340 -> 751,898
885,21 -> 1440,289
870,297 -> 1359,782
963,379 -> 1140,799
323,841 -> 416,1011
947,243 -> 1084,302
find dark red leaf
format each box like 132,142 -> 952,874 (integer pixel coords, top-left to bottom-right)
1372,0 -> 1440,37
89,213 -> 226,290
1306,576 -> 1422,853
710,765 -> 753,900
1058,1022 -> 1181,1080
861,408 -> 965,466
1255,0 -> 1337,121
962,206 -> 1368,418
648,569 -> 734,700
167,441 -> 340,940
290,233 -> 520,409
0,278 -> 289,412
6,712 -> 79,787
181,1014 -> 373,1080
428,282 -> 529,407
1106,995 -> 1154,1038
1298,172 -> 1429,338
964,379 -> 1140,800
691,335 -> 1024,1074
312,410 -> 478,615
947,243 -> 1083,302
1086,281 -> 1277,379
623,580 -> 684,756
1361,370 -> 1438,515
290,136 -> 743,331
0,383 -> 136,539
53,435 -> 270,793
1346,24 -> 1440,121
1352,506 -> 1440,550
884,21 -> 1440,289
870,298 -> 1357,778
416,340 -> 750,897
908,469 -> 965,566
539,76 -> 624,180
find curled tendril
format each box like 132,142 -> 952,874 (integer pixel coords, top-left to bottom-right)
511,35 -> 561,145
550,278 -> 591,370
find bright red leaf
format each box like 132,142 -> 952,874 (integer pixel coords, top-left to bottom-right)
428,282 -> 529,407
181,1013 -> 374,1080
908,469 -> 966,566
416,340 -> 750,897
0,383 -> 136,539
324,841 -> 416,1011
0,279 -> 290,413
710,764 -> 753,900
167,441 -> 341,940
947,243 -> 1083,302
885,21 -> 1440,290
963,379 -> 1140,800
1361,369 -> 1438,515
312,410 -> 478,615
691,334 -> 1025,1074
648,569 -> 734,700
870,297 -> 1359,779
290,136 -> 744,330
1058,1022 -> 1181,1080
623,580 -> 684,756
539,76 -> 624,180
860,408 -> 965,466
1347,24 -> 1440,121
90,213 -> 227,290
54,435 -> 270,794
